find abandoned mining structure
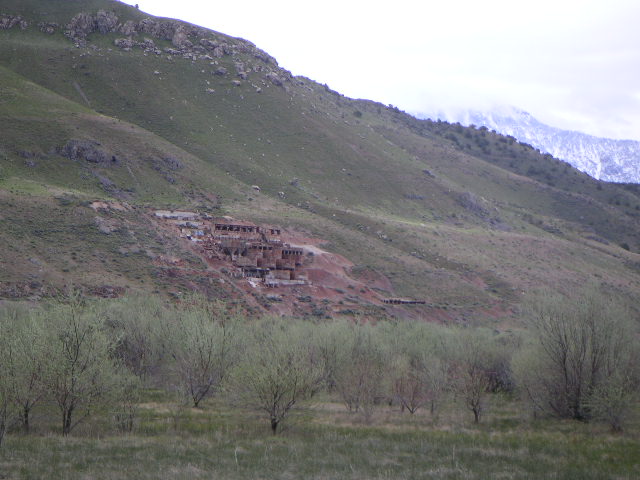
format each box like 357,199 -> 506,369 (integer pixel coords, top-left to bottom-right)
155,211 -> 309,287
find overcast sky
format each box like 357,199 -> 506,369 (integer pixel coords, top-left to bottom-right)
120,0 -> 640,141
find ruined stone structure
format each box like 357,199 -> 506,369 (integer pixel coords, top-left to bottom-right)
156,212 -> 308,286
382,298 -> 426,305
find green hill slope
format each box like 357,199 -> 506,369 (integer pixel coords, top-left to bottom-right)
1,0 -> 639,322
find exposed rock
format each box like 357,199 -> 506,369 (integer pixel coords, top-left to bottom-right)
17,150 -> 36,159
0,14 -> 28,30
141,37 -> 155,49
200,38 -> 218,50
254,50 -> 275,64
156,21 -> 179,40
163,156 -> 183,170
232,80 -> 242,86
172,28 -> 191,48
38,22 -> 59,34
212,46 -> 224,58
94,215 -> 120,234
458,192 -> 489,217
234,62 -> 248,79
137,18 -> 159,36
137,18 -> 185,41
214,67 -> 227,76
405,194 -> 426,200
95,10 -> 118,34
89,285 -> 125,298
114,37 -> 136,49
266,72 -> 284,86
118,20 -> 137,36
60,139 -> 113,165
66,13 -> 96,39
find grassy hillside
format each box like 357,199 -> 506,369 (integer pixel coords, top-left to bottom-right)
1,0 -> 639,320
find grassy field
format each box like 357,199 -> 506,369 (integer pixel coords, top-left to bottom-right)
1,395 -> 638,479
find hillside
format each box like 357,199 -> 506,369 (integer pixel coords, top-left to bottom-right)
423,106 -> 640,183
1,0 -> 640,323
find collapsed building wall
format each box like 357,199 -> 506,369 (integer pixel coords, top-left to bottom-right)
156,212 -> 309,286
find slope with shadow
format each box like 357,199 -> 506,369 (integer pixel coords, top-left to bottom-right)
1,0 -> 639,323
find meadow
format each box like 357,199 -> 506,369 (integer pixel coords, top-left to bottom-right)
1,394 -> 638,479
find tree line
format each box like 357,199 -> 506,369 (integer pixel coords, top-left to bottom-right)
0,287 -> 638,444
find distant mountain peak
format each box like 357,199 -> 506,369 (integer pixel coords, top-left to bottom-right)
420,107 -> 640,183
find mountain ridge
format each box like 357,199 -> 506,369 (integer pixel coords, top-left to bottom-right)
421,106 -> 640,183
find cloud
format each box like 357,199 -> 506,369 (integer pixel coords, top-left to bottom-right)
123,0 -> 640,140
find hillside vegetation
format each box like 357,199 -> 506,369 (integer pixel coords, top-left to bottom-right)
1,3 -> 639,478
0,294 -> 638,478
0,0 -> 639,322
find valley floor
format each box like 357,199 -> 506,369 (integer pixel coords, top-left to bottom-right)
1,395 -> 638,479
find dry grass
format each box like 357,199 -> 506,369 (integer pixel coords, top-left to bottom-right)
1,394 -> 637,479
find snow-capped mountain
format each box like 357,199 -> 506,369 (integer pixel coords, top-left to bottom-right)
420,107 -> 640,184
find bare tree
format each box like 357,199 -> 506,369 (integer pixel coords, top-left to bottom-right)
514,287 -> 640,428
387,323 -> 452,417
229,318 -> 323,434
43,294 -> 124,435
0,321 -> 19,446
0,380 -> 14,447
453,330 -> 495,423
103,295 -> 170,380
0,304 -> 49,433
332,322 -> 386,422
171,299 -> 239,407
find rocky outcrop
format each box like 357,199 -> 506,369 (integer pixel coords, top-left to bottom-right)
38,22 -> 59,34
234,62 -> 248,79
38,10 -> 293,91
114,37 -> 135,50
171,27 -> 192,49
66,10 -> 118,40
199,38 -> 217,50
254,49 -> 276,65
0,14 -> 28,30
95,10 -> 118,34
137,18 -> 181,40
65,12 -> 96,39
60,139 -> 116,165
458,192 -> 489,217
140,37 -> 157,50
266,72 -> 284,87
162,156 -> 183,170
118,20 -> 137,36
113,36 -> 161,54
